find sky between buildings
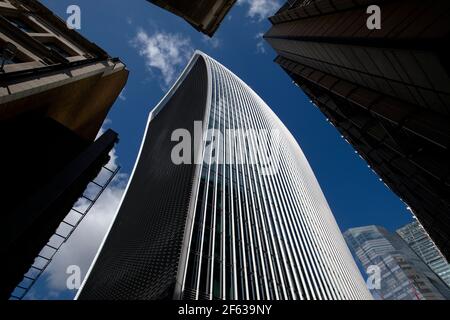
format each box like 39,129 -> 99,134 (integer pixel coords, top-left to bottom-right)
26,0 -> 413,300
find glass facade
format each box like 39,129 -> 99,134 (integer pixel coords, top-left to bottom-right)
397,221 -> 450,288
345,226 -> 450,300
78,52 -> 371,300
177,53 -> 371,300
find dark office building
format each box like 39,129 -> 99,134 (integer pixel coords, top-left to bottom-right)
146,0 -> 236,36
265,0 -> 450,259
77,52 -> 371,300
0,0 -> 128,299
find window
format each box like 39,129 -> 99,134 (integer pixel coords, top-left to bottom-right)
2,56 -> 22,65
6,16 -> 37,33
1,41 -> 27,67
44,43 -> 71,58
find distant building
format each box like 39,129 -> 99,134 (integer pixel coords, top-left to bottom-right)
147,0 -> 236,36
397,221 -> 450,288
265,0 -> 450,260
0,0 -> 128,299
77,51 -> 371,300
345,226 -> 450,300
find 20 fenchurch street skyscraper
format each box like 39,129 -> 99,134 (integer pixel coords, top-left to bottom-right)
77,52 -> 371,300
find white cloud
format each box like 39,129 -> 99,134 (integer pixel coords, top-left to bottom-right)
118,89 -> 127,101
131,29 -> 193,87
238,0 -> 281,21
202,35 -> 222,49
255,32 -> 266,54
44,170 -> 128,293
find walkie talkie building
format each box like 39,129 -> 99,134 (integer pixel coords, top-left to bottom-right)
77,52 -> 371,300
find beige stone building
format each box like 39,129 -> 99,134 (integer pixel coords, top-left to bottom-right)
0,0 -> 128,140
0,0 -> 128,299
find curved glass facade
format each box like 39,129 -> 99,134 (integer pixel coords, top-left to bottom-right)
178,53 -> 371,300
77,52 -> 371,300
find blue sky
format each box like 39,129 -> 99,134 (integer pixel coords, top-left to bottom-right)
22,0 -> 412,300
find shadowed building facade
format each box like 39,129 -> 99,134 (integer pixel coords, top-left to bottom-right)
77,52 -> 371,300
0,0 -> 128,298
265,0 -> 450,259
146,0 -> 236,36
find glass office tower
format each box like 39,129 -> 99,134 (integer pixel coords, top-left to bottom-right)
345,226 -> 450,300
77,52 -> 371,300
397,221 -> 450,288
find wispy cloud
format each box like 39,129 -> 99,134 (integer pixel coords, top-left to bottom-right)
44,171 -> 128,294
118,89 -> 127,101
202,35 -> 222,49
255,32 -> 266,54
238,0 -> 281,21
131,29 -> 193,87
